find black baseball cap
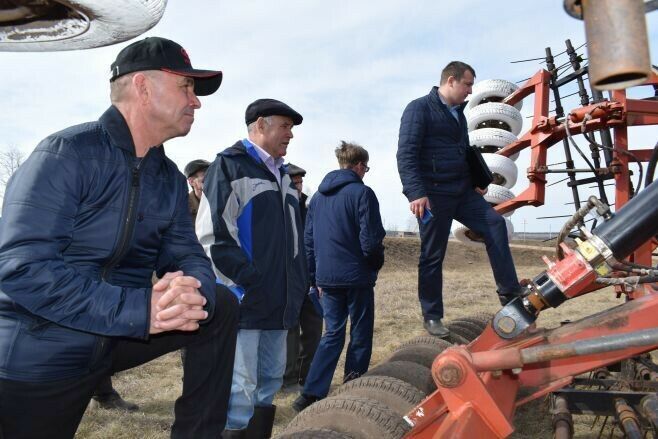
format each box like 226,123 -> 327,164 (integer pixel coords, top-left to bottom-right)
110,37 -> 222,96
184,159 -> 211,178
245,98 -> 303,126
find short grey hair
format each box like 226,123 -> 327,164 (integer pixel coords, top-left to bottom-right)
247,115 -> 273,133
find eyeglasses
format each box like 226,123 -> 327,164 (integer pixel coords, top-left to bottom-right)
361,163 -> 370,173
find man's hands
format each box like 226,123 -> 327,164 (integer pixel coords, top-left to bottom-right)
149,271 -> 208,334
410,197 -> 431,219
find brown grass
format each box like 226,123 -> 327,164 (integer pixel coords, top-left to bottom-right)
75,237 -> 624,438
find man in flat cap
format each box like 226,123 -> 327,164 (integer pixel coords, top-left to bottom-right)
185,159 -> 211,223
197,98 -> 307,438
0,37 -> 238,439
282,164 -> 323,394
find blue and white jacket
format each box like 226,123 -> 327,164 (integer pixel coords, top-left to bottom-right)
197,140 -> 307,329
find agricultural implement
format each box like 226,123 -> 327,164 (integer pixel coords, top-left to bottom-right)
279,1 -> 658,438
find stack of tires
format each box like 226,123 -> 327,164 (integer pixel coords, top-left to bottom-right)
452,79 -> 524,246
276,313 -> 493,438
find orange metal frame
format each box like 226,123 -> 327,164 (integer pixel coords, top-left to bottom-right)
403,71 -> 658,438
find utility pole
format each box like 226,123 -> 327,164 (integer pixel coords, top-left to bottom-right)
522,218 -> 527,242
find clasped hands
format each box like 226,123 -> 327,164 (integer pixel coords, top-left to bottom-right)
149,271 -> 208,334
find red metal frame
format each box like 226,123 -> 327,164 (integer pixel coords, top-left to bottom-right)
403,71 -> 658,438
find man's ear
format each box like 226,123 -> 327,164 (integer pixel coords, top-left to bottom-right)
132,72 -> 150,104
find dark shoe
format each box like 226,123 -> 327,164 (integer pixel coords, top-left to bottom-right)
91,392 -> 139,412
292,394 -> 322,413
246,404 -> 276,438
423,319 -> 450,338
221,429 -> 247,439
279,382 -> 303,394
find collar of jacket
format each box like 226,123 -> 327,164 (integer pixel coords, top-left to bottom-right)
99,105 -> 166,158
221,140 -> 287,178
428,86 -> 467,113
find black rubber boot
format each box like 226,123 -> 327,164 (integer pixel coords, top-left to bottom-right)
221,429 -> 247,439
245,404 -> 276,439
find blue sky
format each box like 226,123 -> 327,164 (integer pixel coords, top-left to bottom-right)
1,1 -> 657,233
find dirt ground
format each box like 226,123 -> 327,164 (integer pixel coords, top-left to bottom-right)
75,237 -> 626,438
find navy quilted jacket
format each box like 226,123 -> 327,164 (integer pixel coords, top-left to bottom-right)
0,106 -> 216,382
397,86 -> 472,200
305,169 -> 385,289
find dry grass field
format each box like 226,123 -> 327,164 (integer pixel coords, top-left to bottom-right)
76,237 -> 626,438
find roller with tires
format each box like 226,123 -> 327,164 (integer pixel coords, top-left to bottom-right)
276,314 -> 493,438
452,79 -> 522,247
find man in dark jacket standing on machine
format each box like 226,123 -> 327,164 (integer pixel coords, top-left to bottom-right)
0,37 -> 238,439
396,61 -> 523,338
293,141 -> 385,412
197,99 -> 307,438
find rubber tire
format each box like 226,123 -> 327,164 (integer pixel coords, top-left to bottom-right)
447,320 -> 483,342
468,127 -> 519,161
365,361 -> 435,395
397,336 -> 452,356
455,314 -> 492,332
275,428 -> 353,439
332,376 -> 425,416
0,0 -> 167,51
285,396 -> 411,439
388,345 -> 438,369
466,102 -> 524,136
483,184 -> 515,205
446,331 -> 470,345
483,154 -> 518,189
452,217 -> 514,248
465,79 -> 523,113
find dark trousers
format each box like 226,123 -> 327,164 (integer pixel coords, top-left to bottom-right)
284,294 -> 323,386
419,190 -> 520,320
303,287 -> 374,398
92,374 -> 116,398
0,286 -> 239,439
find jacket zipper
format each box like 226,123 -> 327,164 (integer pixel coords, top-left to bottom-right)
101,153 -> 145,281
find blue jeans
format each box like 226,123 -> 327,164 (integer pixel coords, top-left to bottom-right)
303,287 -> 374,398
226,329 -> 287,429
419,189 -> 520,320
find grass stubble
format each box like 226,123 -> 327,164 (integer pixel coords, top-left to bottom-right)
75,237 -> 626,438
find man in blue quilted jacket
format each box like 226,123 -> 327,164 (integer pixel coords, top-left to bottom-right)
0,37 -> 238,439
396,61 -> 522,337
293,141 -> 385,412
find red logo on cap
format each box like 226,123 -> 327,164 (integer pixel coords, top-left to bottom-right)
181,48 -> 191,65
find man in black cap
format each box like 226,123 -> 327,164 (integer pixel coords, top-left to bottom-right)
0,37 -> 238,439
184,159 -> 211,224
281,163 -> 322,394
197,99 -> 307,438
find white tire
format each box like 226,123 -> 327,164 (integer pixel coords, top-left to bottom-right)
0,0 -> 167,51
466,102 -> 524,136
483,184 -> 515,205
452,217 -> 514,248
469,127 -> 519,161
465,79 -> 523,113
483,154 -> 518,189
